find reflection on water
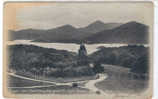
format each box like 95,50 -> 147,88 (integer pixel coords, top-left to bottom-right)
7,40 -> 149,54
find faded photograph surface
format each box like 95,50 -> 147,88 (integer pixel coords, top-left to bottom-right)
3,2 -> 153,98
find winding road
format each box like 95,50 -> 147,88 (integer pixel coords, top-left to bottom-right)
8,72 -> 108,94
8,85 -> 55,89
81,74 -> 108,94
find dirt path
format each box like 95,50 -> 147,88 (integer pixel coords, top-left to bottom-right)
8,72 -> 108,94
81,74 -> 108,94
8,72 -> 86,86
8,72 -> 58,84
8,85 -> 55,89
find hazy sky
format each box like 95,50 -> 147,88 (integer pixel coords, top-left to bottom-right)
16,2 -> 153,30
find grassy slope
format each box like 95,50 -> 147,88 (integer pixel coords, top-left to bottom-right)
95,75 -> 148,93
96,64 -> 148,93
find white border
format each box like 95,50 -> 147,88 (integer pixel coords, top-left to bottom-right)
154,1 -> 158,99
0,0 -> 157,99
0,0 -> 3,99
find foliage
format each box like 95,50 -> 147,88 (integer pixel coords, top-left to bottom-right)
90,45 -> 149,74
8,45 -> 94,77
8,44 -> 149,78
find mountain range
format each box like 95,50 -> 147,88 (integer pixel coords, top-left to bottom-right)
9,21 -> 149,44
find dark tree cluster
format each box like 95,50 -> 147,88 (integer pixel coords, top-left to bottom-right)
89,45 -> 149,74
8,44 -> 149,78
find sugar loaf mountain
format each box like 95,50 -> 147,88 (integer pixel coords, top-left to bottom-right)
9,21 -> 149,44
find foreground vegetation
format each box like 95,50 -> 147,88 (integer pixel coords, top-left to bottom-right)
96,72 -> 148,93
7,44 -> 150,93
90,45 -> 149,74
8,45 -> 95,78
8,44 -> 149,78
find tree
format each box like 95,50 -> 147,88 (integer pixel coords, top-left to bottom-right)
93,62 -> 104,73
131,54 -> 149,74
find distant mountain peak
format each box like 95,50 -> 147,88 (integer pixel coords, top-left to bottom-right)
10,21 -> 148,44
94,20 -> 105,23
127,21 -> 140,24
63,24 -> 74,27
77,20 -> 122,34
88,20 -> 105,27
15,28 -> 44,32
85,21 -> 149,44
57,24 -> 76,30
124,21 -> 146,26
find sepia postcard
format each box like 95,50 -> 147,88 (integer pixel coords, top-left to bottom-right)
3,2 -> 154,99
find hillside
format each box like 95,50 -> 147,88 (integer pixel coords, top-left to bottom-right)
9,29 -> 46,41
8,21 -> 122,43
85,21 -> 149,44
78,20 -> 122,34
9,21 -> 148,44
8,44 -> 149,79
8,45 -> 95,77
89,45 -> 149,74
